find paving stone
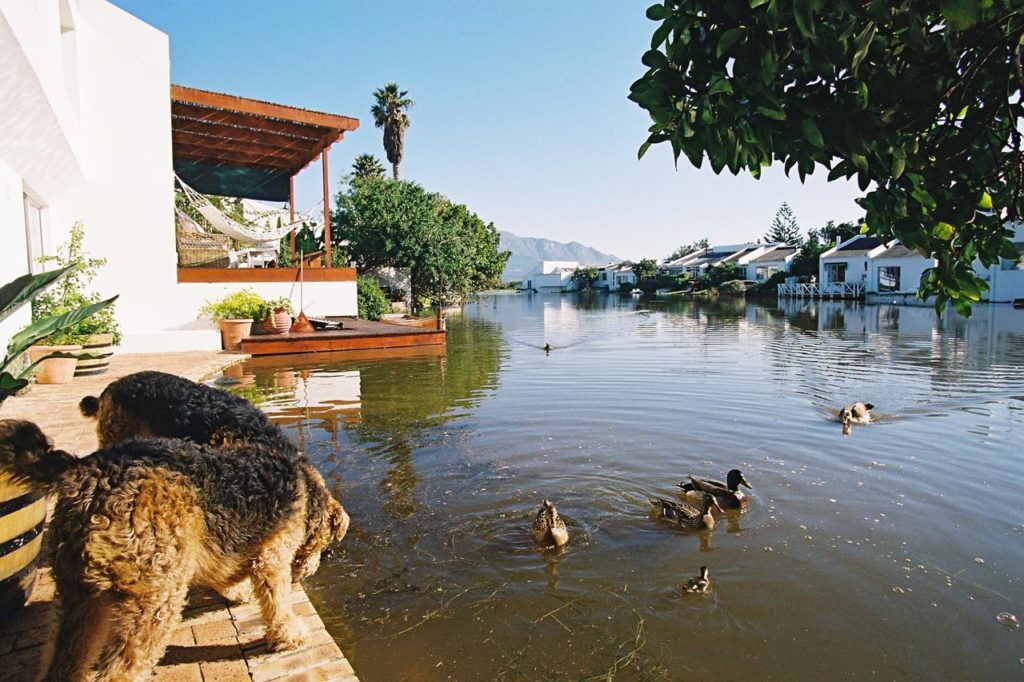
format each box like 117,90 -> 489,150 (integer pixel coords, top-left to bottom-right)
192,618 -> 239,646
200,657 -> 251,682
151,662 -> 204,682
248,643 -> 343,682
0,644 -> 44,682
0,635 -> 15,656
12,624 -> 48,650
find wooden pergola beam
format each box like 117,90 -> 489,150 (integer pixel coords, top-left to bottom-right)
171,107 -> 327,144
171,121 -> 323,149
173,144 -> 297,171
172,131 -> 311,164
172,85 -> 359,132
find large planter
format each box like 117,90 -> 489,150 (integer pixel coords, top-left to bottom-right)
216,319 -> 252,351
74,333 -> 115,377
261,309 -> 292,335
27,344 -> 83,384
0,473 -> 46,616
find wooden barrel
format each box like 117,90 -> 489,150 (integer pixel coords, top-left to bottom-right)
74,333 -> 114,377
0,473 -> 46,614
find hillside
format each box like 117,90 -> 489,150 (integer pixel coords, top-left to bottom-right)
499,231 -> 621,282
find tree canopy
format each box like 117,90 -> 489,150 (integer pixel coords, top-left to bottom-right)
371,83 -> 414,180
571,266 -> 601,290
631,0 -> 1024,316
351,153 -> 386,180
668,238 -> 710,261
764,202 -> 802,245
632,258 -> 660,279
333,178 -> 509,311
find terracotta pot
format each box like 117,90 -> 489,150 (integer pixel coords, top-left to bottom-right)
0,473 -> 46,616
216,319 -> 252,351
27,345 -> 83,384
261,309 -> 292,335
74,333 -> 115,377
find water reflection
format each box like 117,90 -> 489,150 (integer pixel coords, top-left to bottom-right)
221,296 -> 1024,681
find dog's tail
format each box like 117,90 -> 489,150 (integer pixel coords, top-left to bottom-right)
0,420 -> 80,493
79,395 -> 100,418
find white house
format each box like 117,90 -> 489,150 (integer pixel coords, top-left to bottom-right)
523,261 -> 581,292
818,236 -> 883,294
865,242 -> 933,296
663,243 -> 772,278
1,0 -> 359,353
745,245 -> 798,282
975,223 -> 1024,303
595,262 -> 636,291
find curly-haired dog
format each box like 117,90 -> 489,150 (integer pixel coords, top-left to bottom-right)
79,370 -> 296,454
0,419 -> 348,682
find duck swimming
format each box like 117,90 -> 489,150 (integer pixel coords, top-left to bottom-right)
650,493 -> 721,530
678,469 -> 752,510
681,565 -> 711,594
531,500 -> 569,547
839,402 -> 874,434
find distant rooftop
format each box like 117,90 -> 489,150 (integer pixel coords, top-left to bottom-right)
750,247 -> 797,263
825,236 -> 882,257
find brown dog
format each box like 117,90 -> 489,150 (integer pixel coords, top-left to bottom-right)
0,419 -> 348,682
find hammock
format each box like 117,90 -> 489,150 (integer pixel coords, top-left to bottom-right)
175,173 -> 320,243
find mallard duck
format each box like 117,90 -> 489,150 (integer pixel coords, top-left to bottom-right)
681,565 -> 711,594
532,500 -> 569,547
839,402 -> 874,434
650,493 -> 721,530
678,469 -> 752,510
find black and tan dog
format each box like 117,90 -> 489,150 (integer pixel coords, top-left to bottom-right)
0,419 -> 348,682
79,370 -> 296,454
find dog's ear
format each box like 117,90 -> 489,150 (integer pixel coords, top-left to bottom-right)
327,497 -> 350,543
79,396 -> 100,418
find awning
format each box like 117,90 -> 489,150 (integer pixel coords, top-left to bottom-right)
170,86 -> 359,201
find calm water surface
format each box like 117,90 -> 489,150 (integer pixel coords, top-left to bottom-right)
225,295 -> 1024,680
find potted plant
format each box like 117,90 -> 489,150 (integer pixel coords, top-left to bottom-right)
260,297 -> 294,334
1,266 -> 116,613
199,289 -> 267,350
32,222 -> 122,376
25,328 -> 86,384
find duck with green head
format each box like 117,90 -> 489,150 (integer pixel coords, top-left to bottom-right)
651,493 -> 721,530
679,469 -> 752,510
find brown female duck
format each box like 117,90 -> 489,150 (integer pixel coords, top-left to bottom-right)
650,493 -> 721,530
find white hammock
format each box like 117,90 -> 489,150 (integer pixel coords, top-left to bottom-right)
175,173 -> 321,243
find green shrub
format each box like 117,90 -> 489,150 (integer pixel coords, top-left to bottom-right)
719,279 -> 747,295
357,275 -> 389,321
199,289 -> 267,321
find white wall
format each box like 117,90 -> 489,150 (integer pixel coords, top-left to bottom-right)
0,159 -> 31,349
820,255 -> 870,287
868,256 -> 933,294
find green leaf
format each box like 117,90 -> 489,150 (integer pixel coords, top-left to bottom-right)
940,0 -> 980,30
717,28 -> 746,58
976,191 -> 993,210
0,265 -> 77,325
638,140 -> 653,160
932,222 -> 956,240
801,119 -> 824,148
756,105 -> 786,120
708,76 -> 734,96
646,3 -> 669,20
750,0 -> 771,7
851,154 -> 868,172
6,295 -> 118,358
642,49 -> 670,69
891,157 -> 905,179
793,0 -> 816,39
0,371 -> 28,403
859,223 -> 870,234
851,24 -> 875,71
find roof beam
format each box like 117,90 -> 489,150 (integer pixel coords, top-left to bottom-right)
173,143 -> 298,171
171,105 -> 327,142
172,131 -> 310,164
171,85 -> 359,132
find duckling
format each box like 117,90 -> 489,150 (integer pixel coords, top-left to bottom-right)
650,493 -> 721,530
543,343 -> 552,353
681,565 -> 711,594
839,402 -> 874,434
678,469 -> 752,510
532,500 -> 569,547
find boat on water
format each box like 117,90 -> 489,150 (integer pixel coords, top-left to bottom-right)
630,288 -> 643,295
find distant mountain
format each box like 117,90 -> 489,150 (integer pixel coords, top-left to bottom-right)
499,231 -> 621,282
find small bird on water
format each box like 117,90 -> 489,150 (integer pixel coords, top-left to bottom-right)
839,402 -> 874,434
651,493 -> 721,530
531,500 -> 569,547
681,565 -> 711,594
543,343 -> 551,353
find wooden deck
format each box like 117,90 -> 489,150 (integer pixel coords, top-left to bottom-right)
240,318 -> 445,356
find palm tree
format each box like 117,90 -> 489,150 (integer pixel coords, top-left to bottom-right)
351,153 -> 386,180
371,82 -> 414,180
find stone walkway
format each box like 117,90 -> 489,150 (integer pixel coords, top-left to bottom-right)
0,352 -> 359,682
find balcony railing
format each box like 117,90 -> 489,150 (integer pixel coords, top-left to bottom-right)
777,282 -> 864,298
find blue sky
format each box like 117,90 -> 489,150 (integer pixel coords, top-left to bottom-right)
113,0 -> 864,261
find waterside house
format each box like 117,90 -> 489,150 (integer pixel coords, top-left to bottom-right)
1,0 -> 360,353
663,243 -> 792,280
745,246 -> 798,282
596,262 -> 636,291
523,261 -> 582,292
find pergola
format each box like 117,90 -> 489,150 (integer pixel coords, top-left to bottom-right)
170,85 -> 359,267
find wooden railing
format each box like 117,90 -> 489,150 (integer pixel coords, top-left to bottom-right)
777,282 -> 864,298
177,267 -> 356,283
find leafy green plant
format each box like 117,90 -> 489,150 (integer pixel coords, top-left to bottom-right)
32,222 -> 121,345
262,297 -> 294,315
570,267 -> 600,290
357,275 -> 389,321
719,279 -> 747,295
2,267 -> 117,401
198,289 -> 267,321
631,0 -> 1024,316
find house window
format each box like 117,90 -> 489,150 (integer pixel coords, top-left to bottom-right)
23,195 -> 46,273
826,263 -> 846,283
878,266 -> 901,292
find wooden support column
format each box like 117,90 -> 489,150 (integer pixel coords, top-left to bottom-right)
322,146 -> 332,268
289,176 -> 296,260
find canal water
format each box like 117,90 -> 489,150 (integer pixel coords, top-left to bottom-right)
225,294 -> 1024,680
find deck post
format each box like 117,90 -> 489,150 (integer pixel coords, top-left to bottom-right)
289,176 -> 296,261
322,146 -> 332,268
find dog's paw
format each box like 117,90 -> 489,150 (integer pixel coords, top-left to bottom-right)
219,581 -> 255,604
265,625 -> 307,652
